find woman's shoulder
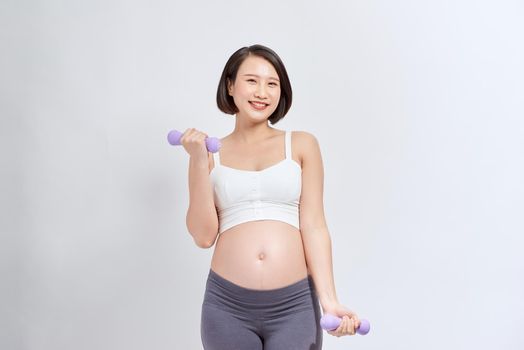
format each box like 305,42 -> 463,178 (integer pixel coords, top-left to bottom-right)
291,130 -> 316,139
290,130 -> 321,165
291,130 -> 320,149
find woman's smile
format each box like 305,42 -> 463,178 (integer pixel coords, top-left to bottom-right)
249,101 -> 269,110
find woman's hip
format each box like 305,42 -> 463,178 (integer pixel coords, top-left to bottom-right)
202,268 -> 320,320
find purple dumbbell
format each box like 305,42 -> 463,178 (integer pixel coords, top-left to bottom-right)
167,129 -> 221,153
320,314 -> 370,335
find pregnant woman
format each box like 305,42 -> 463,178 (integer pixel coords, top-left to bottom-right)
180,44 -> 360,350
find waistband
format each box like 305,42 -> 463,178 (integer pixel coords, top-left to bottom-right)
206,268 -> 316,305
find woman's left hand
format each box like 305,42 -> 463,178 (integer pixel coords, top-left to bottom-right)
322,302 -> 360,337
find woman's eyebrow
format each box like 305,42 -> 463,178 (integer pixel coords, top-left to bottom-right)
242,74 -> 280,82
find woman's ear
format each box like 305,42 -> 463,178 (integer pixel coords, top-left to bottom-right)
227,78 -> 233,96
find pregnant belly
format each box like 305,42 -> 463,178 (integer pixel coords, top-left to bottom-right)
210,220 -> 309,290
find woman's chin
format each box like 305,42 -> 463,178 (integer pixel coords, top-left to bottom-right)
239,110 -> 271,122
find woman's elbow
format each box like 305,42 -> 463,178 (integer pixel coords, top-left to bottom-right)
186,213 -> 218,248
187,223 -> 218,249
194,234 -> 217,249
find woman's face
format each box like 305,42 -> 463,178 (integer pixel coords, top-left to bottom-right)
228,55 -> 281,122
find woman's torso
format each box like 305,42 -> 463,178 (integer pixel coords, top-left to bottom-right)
209,130 -> 309,290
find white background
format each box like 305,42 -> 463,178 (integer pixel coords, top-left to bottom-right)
2,0 -> 523,349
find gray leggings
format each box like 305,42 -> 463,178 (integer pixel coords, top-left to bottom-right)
201,269 -> 323,350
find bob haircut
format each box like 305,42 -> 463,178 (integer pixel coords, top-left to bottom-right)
216,44 -> 293,125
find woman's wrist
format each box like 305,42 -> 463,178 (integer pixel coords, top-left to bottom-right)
320,298 -> 340,312
189,155 -> 209,169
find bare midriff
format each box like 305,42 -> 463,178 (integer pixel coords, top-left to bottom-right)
210,220 -> 309,290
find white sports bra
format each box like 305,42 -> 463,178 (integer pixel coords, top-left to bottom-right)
210,130 -> 302,234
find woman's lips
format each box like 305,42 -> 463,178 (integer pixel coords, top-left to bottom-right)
249,101 -> 269,110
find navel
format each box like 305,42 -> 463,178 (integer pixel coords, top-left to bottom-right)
258,252 -> 266,260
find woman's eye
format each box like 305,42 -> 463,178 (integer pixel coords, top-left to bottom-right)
247,79 -> 256,83
269,82 -> 278,87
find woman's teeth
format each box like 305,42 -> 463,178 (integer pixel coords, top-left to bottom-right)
250,101 -> 268,110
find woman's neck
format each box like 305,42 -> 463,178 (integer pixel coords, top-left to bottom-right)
231,119 -> 277,145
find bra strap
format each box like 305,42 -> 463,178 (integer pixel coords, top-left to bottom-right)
212,149 -> 220,166
285,130 -> 291,160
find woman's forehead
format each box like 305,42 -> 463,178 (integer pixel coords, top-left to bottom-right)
238,56 -> 278,78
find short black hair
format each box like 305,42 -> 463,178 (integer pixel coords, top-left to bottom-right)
216,44 -> 293,125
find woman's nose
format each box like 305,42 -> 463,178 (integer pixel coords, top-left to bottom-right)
255,84 -> 268,98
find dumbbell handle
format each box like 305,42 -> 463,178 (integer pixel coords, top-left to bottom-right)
320,314 -> 370,335
167,130 -> 221,153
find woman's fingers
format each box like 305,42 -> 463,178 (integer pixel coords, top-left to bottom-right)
348,316 -> 355,335
343,315 -> 354,335
329,316 -> 346,337
353,315 -> 360,330
181,128 -> 207,145
179,128 -> 209,157
180,128 -> 194,144
327,315 -> 357,337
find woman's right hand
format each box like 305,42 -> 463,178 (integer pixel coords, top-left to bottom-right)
179,128 -> 210,161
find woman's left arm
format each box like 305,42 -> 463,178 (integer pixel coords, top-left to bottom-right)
297,131 -> 360,336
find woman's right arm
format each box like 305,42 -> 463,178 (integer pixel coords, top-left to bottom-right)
181,129 -> 219,248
